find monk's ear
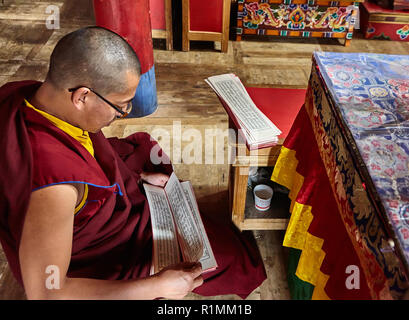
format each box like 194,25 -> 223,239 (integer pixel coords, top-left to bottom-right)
70,87 -> 89,111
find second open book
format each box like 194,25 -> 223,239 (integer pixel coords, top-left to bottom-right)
143,172 -> 217,275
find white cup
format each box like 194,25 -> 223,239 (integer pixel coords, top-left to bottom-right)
253,184 -> 273,211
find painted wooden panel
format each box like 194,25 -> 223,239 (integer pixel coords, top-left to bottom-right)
189,0 -> 224,32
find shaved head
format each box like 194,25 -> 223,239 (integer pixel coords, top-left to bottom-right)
46,26 -> 141,95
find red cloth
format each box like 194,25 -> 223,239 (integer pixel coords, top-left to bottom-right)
0,81 -> 266,298
246,87 -> 306,141
284,104 -> 373,299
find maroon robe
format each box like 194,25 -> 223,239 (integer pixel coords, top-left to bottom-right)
0,81 -> 266,299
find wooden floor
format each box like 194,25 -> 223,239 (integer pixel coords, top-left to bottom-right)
1,0 -> 409,300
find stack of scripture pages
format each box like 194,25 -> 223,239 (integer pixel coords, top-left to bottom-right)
205,73 -> 281,150
143,172 -> 217,275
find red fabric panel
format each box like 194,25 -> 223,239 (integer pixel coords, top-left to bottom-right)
189,0 -> 223,33
149,0 -> 166,30
283,104 -> 373,299
246,87 -> 307,140
93,0 -> 154,74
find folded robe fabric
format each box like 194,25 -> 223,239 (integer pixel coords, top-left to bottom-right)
0,81 -> 266,298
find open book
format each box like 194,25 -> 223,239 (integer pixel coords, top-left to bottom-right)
143,172 -> 217,275
205,73 -> 281,150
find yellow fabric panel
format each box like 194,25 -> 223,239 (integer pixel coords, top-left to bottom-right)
272,146 -> 330,300
283,201 -> 314,250
296,232 -> 325,286
74,184 -> 88,214
312,272 -> 330,300
271,146 -> 299,191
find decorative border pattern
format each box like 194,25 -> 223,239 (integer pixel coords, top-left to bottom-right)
236,0 -> 359,41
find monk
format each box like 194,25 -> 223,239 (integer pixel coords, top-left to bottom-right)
0,26 -> 266,300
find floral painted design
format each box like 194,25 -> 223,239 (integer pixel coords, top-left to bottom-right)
397,25 -> 409,40
242,2 -> 352,32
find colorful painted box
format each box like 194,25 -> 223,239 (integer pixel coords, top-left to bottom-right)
360,0 -> 409,41
236,0 -> 363,46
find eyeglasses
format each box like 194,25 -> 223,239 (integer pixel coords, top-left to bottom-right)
68,86 -> 132,119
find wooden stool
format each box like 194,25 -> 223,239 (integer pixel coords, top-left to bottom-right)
227,87 -> 306,231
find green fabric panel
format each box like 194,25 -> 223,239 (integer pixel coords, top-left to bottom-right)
287,248 -> 314,300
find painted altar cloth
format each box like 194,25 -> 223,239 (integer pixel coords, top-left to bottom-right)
314,51 -> 409,270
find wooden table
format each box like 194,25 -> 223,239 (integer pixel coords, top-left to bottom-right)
272,52 -> 409,299
229,135 -> 290,231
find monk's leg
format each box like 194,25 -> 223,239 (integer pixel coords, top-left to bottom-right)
193,212 -> 267,299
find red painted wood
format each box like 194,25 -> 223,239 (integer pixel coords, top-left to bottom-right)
150,0 -> 166,30
93,0 -> 154,74
189,0 -> 224,33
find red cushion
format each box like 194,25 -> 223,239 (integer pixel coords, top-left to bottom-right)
245,87 -> 307,140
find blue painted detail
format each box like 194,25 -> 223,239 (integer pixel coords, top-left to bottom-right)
129,65 -> 158,118
32,181 -> 124,196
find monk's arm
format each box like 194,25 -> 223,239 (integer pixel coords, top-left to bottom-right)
19,185 -> 202,300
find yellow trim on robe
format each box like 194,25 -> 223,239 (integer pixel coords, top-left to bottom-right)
271,146 -> 330,300
25,99 -> 93,214
24,99 -> 94,157
73,184 -> 88,214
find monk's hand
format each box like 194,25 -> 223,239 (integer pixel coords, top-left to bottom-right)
155,262 -> 203,299
140,172 -> 169,187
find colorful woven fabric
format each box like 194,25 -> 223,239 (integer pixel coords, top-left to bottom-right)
314,52 -> 409,270
272,52 -> 409,299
